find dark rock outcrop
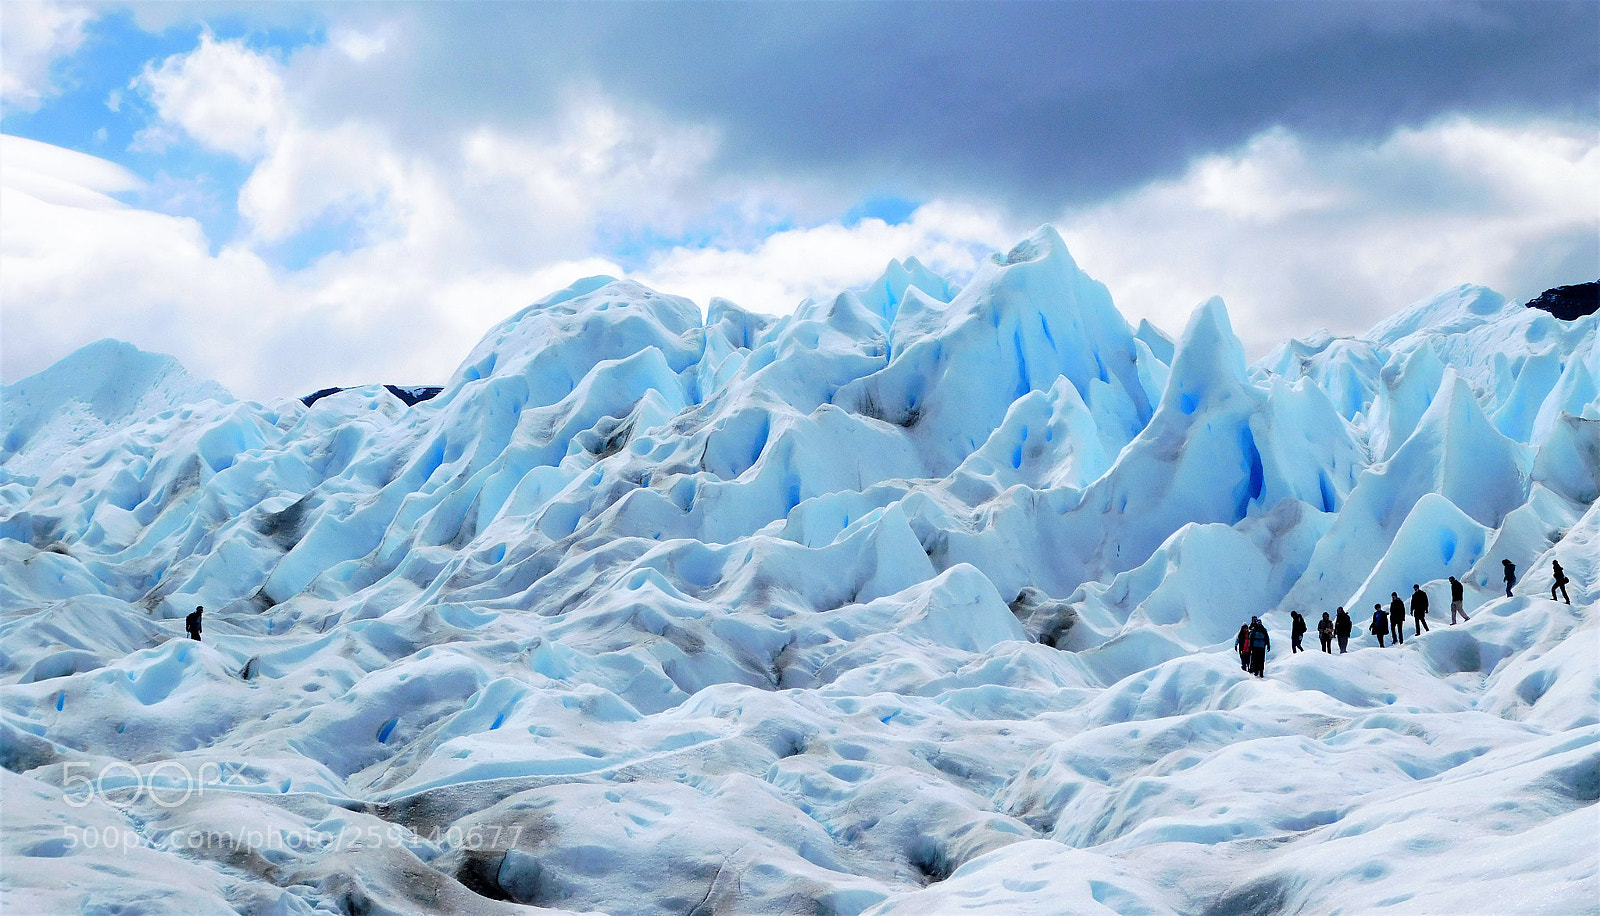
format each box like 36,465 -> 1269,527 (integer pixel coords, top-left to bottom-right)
300,385 -> 443,408
1526,282 -> 1598,321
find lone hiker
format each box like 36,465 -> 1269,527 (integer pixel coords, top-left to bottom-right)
1236,624 -> 1251,671
1371,604 -> 1387,648
1502,559 -> 1516,597
1388,593 -> 1406,645
1551,561 -> 1571,604
186,606 -> 203,641
1335,607 -> 1353,653
1248,617 -> 1270,677
1317,612 -> 1334,653
1411,584 -> 1430,635
1449,576 -> 1469,624
1290,611 -> 1307,654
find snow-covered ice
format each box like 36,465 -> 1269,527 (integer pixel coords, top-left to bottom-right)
2,227 -> 1595,914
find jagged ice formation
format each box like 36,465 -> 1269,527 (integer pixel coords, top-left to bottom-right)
2,228 -> 1596,915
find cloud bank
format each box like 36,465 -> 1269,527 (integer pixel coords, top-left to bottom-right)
1,3 -> 1595,400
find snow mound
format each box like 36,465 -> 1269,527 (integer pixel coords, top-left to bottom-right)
3,338 -> 234,476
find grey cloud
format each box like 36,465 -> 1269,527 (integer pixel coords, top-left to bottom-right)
1500,227 -> 1600,306
285,1 -> 1597,217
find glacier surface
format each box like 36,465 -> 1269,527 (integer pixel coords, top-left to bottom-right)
1,227 -> 1596,915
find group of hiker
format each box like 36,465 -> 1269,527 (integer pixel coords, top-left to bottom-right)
1235,606 -> 1357,676
177,559 -> 1576,659
1364,580 -> 1452,648
1499,558 -> 1573,603
1235,558 -> 1576,675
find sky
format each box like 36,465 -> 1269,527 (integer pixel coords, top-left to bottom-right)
2,1 -> 1596,401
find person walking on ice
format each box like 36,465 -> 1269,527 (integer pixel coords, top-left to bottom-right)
1410,584 -> 1430,635
1236,624 -> 1251,672
1317,612 -> 1334,653
1248,617 -> 1270,677
1449,576 -> 1469,623
1290,611 -> 1307,654
1502,559 -> 1516,597
1551,561 -> 1571,604
186,605 -> 203,641
1371,604 -> 1387,648
1388,592 -> 1406,644
1335,606 -> 1352,653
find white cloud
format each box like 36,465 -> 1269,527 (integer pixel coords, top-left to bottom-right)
134,28 -> 723,258
1187,131 -> 1341,222
330,26 -> 387,62
637,201 -> 1018,314
133,31 -> 286,158
459,93 -> 721,245
0,126 -> 1012,401
237,119 -> 406,242
1,32 -> 749,398
0,135 -> 626,397
235,89 -> 720,256
1056,118 -> 1600,354
9,116 -> 1593,401
1,134 -> 141,203
0,1 -> 92,111
1,138 -> 283,390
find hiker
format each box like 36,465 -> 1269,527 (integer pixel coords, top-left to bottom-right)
1502,559 -> 1516,597
185,605 -> 203,641
1248,617 -> 1270,677
1290,611 -> 1307,654
1449,576 -> 1469,624
1411,584 -> 1430,635
1388,593 -> 1406,644
1371,604 -> 1387,648
1236,624 -> 1251,671
1551,561 -> 1571,604
1317,612 -> 1335,653
1334,606 -> 1353,653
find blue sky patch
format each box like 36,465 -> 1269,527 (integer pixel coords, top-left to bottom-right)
1,10 -> 326,254
257,207 -> 373,272
843,195 -> 921,228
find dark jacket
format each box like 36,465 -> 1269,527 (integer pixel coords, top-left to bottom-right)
1389,596 -> 1405,619
1291,614 -> 1307,638
1411,589 -> 1429,614
1372,610 -> 1387,634
1250,623 -> 1270,651
1318,616 -> 1334,637
1335,610 -> 1353,636
1450,578 -> 1464,601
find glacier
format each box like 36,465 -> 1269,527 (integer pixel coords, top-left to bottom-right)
1,226 -> 1595,915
